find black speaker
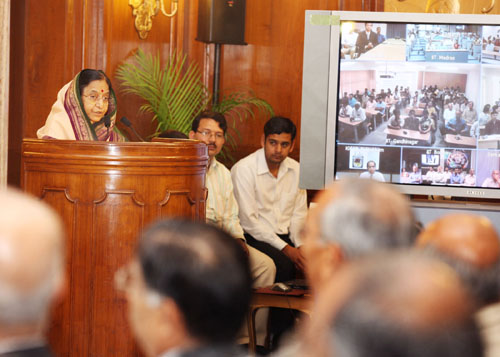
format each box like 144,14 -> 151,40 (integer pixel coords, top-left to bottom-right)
196,0 -> 246,45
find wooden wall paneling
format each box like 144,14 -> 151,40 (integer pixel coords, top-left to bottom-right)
82,0 -> 106,70
91,191 -> 144,355
98,1 -> 179,140
209,0 -> 340,165
23,0 -> 85,138
41,188 -> 77,356
339,0 -> 384,11
9,0 -> 86,186
8,0 -> 24,186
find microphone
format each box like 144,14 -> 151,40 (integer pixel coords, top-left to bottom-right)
120,117 -> 146,142
103,116 -> 111,136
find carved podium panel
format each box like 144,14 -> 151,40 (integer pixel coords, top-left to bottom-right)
21,138 -> 208,356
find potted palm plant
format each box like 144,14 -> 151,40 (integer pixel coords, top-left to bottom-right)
116,48 -> 274,160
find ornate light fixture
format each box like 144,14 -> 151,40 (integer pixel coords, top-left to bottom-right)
129,0 -> 178,40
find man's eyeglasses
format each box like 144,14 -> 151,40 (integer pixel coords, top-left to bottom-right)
82,93 -> 110,104
197,130 -> 225,140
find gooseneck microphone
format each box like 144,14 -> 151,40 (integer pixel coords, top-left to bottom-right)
103,116 -> 111,136
120,117 -> 146,142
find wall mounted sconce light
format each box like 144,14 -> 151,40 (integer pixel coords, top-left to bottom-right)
129,0 -> 178,39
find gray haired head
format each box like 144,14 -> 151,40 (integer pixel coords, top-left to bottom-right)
319,178 -> 415,258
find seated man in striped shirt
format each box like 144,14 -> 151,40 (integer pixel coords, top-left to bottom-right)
189,111 -> 276,347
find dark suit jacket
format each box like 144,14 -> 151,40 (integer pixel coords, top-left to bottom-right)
1,346 -> 52,357
356,31 -> 379,54
181,344 -> 248,357
485,119 -> 500,135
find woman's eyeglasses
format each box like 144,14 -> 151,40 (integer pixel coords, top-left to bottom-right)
82,93 -> 110,104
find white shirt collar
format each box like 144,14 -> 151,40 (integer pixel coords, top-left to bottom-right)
256,148 -> 290,177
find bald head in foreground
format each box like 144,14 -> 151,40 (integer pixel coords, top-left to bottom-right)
311,251 -> 484,357
301,178 -> 416,294
416,213 -> 500,307
416,214 -> 500,357
0,189 -> 65,356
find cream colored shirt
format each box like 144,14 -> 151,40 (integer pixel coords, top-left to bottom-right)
206,158 -> 245,240
231,148 -> 307,250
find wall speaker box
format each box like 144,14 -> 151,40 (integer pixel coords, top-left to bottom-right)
196,0 -> 246,45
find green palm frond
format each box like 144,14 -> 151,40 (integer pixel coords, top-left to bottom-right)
116,48 -> 274,162
116,48 -> 209,136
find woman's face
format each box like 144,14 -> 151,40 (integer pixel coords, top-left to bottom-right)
81,79 -> 110,123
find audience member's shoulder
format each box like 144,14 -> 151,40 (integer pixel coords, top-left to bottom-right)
214,159 -> 231,175
284,155 -> 300,170
231,149 -> 260,171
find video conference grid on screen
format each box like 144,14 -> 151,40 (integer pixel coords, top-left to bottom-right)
335,20 -> 500,189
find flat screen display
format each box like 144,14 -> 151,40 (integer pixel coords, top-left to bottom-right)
300,11 -> 500,199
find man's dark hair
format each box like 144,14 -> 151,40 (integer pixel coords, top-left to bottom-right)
158,129 -> 188,139
191,111 -> 227,134
264,117 -> 296,141
138,219 -> 252,344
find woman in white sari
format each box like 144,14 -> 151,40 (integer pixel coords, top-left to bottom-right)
37,69 -> 126,141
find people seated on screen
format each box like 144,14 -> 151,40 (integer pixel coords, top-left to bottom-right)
338,102 -> 353,117
445,109 -> 467,136
409,163 -> 423,184
450,168 -> 465,185
350,103 -> 366,123
430,166 -> 448,184
463,169 -> 476,186
441,102 -> 457,136
482,169 -> 500,188
365,96 -> 376,111
374,97 -> 386,124
355,22 -> 379,56
341,28 -> 358,59
116,219 -> 252,357
37,69 -> 126,141
421,110 -> 437,142
376,26 -> 386,44
403,109 -> 420,131
348,93 -> 358,108
359,160 -> 385,182
0,189 -> 65,356
423,167 -> 435,183
340,92 -> 349,107
485,111 -> 500,135
443,166 -> 452,183
388,109 -> 402,129
462,101 -> 478,129
400,167 -> 410,184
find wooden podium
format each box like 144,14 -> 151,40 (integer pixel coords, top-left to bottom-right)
21,138 -> 208,356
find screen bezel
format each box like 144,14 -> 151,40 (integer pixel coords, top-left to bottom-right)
309,10 -> 500,199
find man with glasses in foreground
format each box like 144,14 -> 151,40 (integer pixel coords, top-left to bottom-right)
115,219 -> 252,357
189,111 -> 276,348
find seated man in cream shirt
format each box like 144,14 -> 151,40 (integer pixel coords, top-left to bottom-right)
189,111 -> 276,347
231,116 -> 307,283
